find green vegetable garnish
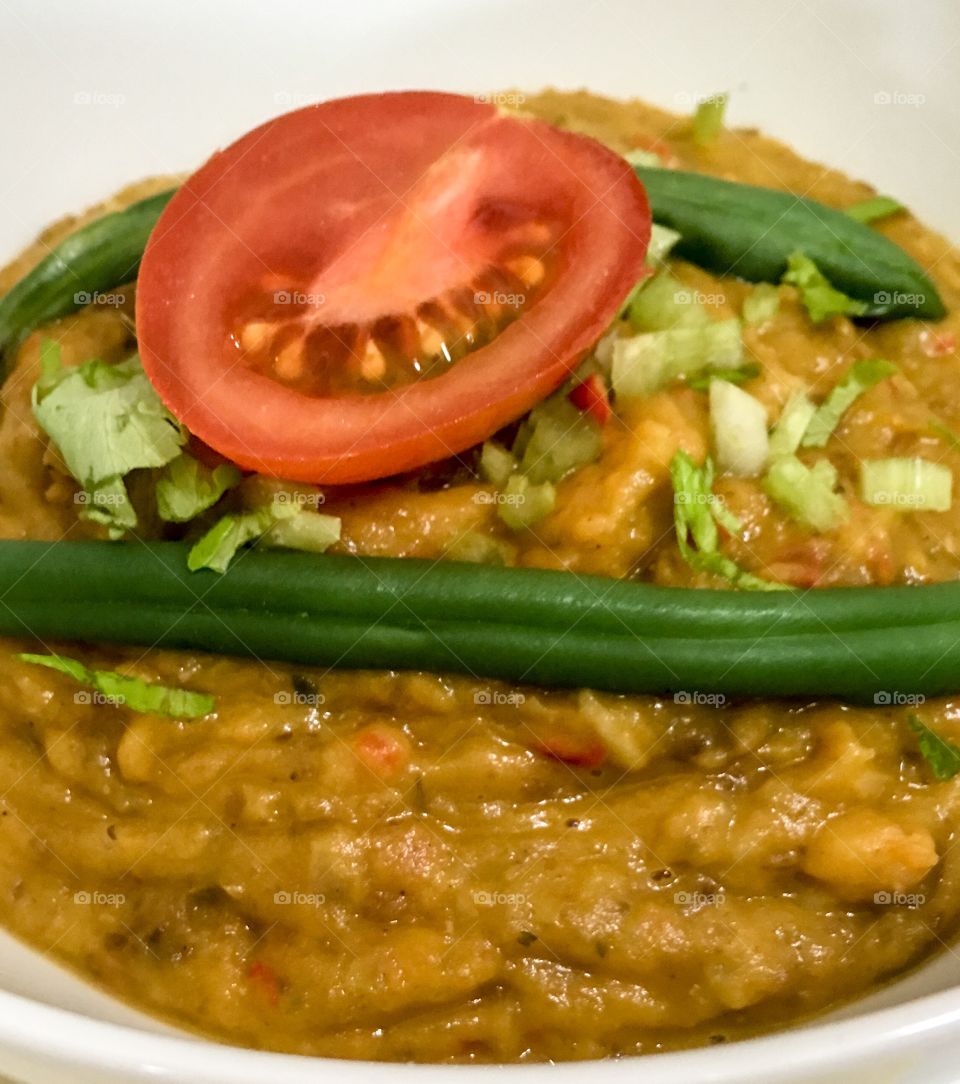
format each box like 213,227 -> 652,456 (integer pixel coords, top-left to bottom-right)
782,251 -> 870,324
156,453 -> 242,523
0,189 -> 176,371
768,391 -> 817,459
802,358 -> 897,448
498,474 -> 556,530
32,345 -> 185,537
670,450 -> 782,590
846,196 -> 904,224
763,456 -> 848,532
628,272 -> 709,331
188,498 -> 341,574
687,362 -> 760,392
742,283 -> 781,326
633,166 -> 945,320
860,458 -> 953,513
10,538 -> 960,697
612,318 -> 743,398
513,396 -> 602,485
17,651 -> 213,719
692,93 -> 728,146
908,716 -> 960,780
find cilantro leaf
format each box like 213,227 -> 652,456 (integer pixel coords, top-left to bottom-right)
156,453 -> 242,523
188,498 -> 341,574
908,716 -> 960,781
802,358 -> 897,448
782,251 -> 870,324
17,652 -> 213,719
669,450 -> 784,591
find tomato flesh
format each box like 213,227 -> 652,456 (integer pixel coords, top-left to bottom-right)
137,92 -> 651,484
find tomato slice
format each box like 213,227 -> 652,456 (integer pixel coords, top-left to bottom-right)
136,91 -> 650,483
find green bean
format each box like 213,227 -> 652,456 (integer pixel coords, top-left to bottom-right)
1,540 -> 959,699
0,189 -> 176,367
634,166 -> 946,320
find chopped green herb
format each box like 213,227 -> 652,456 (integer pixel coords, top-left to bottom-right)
479,440 -> 517,488
782,251 -> 870,324
17,652 -> 213,719
623,148 -> 663,169
612,318 -> 743,399
768,391 -> 817,459
32,346 -> 184,489
669,450 -> 783,590
742,282 -> 781,326
709,378 -> 769,477
930,419 -> 960,450
802,358 -> 897,448
498,474 -> 556,530
156,453 -> 242,523
628,271 -> 709,332
188,498 -> 340,573
846,196 -> 904,224
446,531 -> 513,566
687,363 -> 760,392
514,396 -> 602,485
860,457 -> 952,513
692,93 -> 728,146
763,455 -> 848,532
908,716 -> 960,780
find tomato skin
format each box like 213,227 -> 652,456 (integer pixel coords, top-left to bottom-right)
137,92 -> 650,484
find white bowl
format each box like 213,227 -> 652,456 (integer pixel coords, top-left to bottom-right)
1,0 -> 959,1080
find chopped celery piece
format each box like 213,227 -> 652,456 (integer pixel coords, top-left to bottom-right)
624,148 -> 663,169
709,379 -> 769,476
742,283 -> 781,326
860,458 -> 952,512
763,456 -> 848,532
782,251 -> 869,324
514,397 -> 602,485
692,93 -> 728,146
802,358 -> 897,448
768,391 -> 817,459
647,223 -> 682,265
479,440 -> 517,487
687,362 -> 760,392
846,196 -> 904,224
265,512 -> 342,554
670,450 -> 782,591
612,318 -> 743,399
498,474 -> 556,530
446,531 -> 513,566
628,272 -> 708,331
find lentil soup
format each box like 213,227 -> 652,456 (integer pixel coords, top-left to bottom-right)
1,90 -> 960,1062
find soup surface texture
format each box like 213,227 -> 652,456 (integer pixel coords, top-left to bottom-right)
1,90 -> 960,1062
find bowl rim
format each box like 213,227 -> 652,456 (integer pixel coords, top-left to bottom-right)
1,976 -> 959,1082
